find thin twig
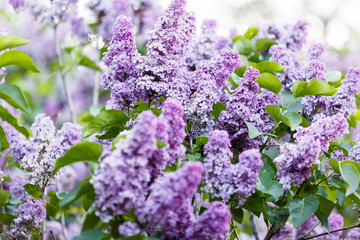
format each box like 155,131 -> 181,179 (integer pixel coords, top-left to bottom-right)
61,213 -> 68,240
231,219 -> 240,240
298,220 -> 320,239
296,223 -> 360,240
92,71 -> 100,106
249,211 -> 259,240
54,24 -> 75,122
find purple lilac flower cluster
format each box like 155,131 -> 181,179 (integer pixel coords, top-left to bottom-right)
1,198 -> 46,239
272,222 -> 293,240
92,100 -> 186,222
303,67 -> 360,122
296,213 -> 343,240
3,113 -> 82,189
136,162 -> 231,240
347,228 -> 360,240
204,130 -> 263,203
275,114 -> 348,190
217,66 -> 277,150
186,19 -> 232,70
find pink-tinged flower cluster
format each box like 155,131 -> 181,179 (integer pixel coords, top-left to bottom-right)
2,198 -> 46,239
347,228 -> 360,240
204,130 -> 263,203
296,213 -> 343,240
186,19 -> 232,70
218,66 -> 277,150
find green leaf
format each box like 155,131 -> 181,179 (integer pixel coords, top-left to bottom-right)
196,135 -> 208,146
210,102 -> 226,121
0,84 -> 30,113
256,72 -> 282,95
84,110 -> 129,138
79,56 -> 101,71
156,139 -> 167,148
256,164 -> 283,201
250,61 -> 285,74
243,189 -> 266,215
60,178 -> 95,210
290,195 -> 319,228
265,105 -> 301,131
255,38 -> 277,52
24,184 -> 42,200
316,195 -> 335,217
82,210 -> 101,231
283,111 -> 302,130
96,127 -> 121,139
233,36 -> 255,56
119,235 -> 147,240
0,213 -> 16,225
244,121 -> 277,139
230,207 -> 244,224
53,142 -> 103,173
314,210 -> 330,233
73,229 -> 104,240
0,105 -> 29,138
329,159 -> 341,175
0,125 -> 10,151
292,79 -> 338,99
0,36 -> 29,51
265,207 -> 289,227
0,50 -> 40,72
0,190 -> 11,207
326,71 -> 342,82
46,191 -> 61,218
244,26 -> 259,40
340,163 -> 360,196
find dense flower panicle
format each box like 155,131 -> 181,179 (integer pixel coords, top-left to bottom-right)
138,0 -> 195,94
3,198 -> 46,239
257,20 -> 310,52
3,122 -> 34,163
294,113 -> 349,153
342,67 -> 360,95
101,16 -> 141,90
30,113 -> 56,139
197,47 -> 240,89
269,45 -> 302,89
9,175 -> 30,202
186,19 -> 232,70
305,60 -> 326,82
161,100 -> 186,162
91,111 -> 157,222
204,131 -> 262,202
187,202 -> 231,240
347,228 -> 360,240
118,221 -> 142,237
254,89 -> 278,133
137,162 -> 203,239
56,122 -> 83,154
275,136 -> 321,190
204,130 -> 233,200
71,17 -> 91,39
272,222 -> 293,240
307,43 -> 326,61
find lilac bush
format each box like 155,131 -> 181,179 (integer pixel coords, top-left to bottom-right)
1,0 -> 360,239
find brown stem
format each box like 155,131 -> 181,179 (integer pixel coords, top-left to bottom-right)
296,223 -> 360,240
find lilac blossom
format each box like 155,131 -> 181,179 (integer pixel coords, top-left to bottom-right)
347,228 -> 360,240
91,111 -> 157,222
274,136 -> 321,190
187,201 -> 231,240
294,113 -> 349,153
9,175 -> 30,202
137,162 -> 203,239
2,198 -> 46,239
186,19 -> 232,70
204,130 -> 262,203
118,221 -> 143,237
